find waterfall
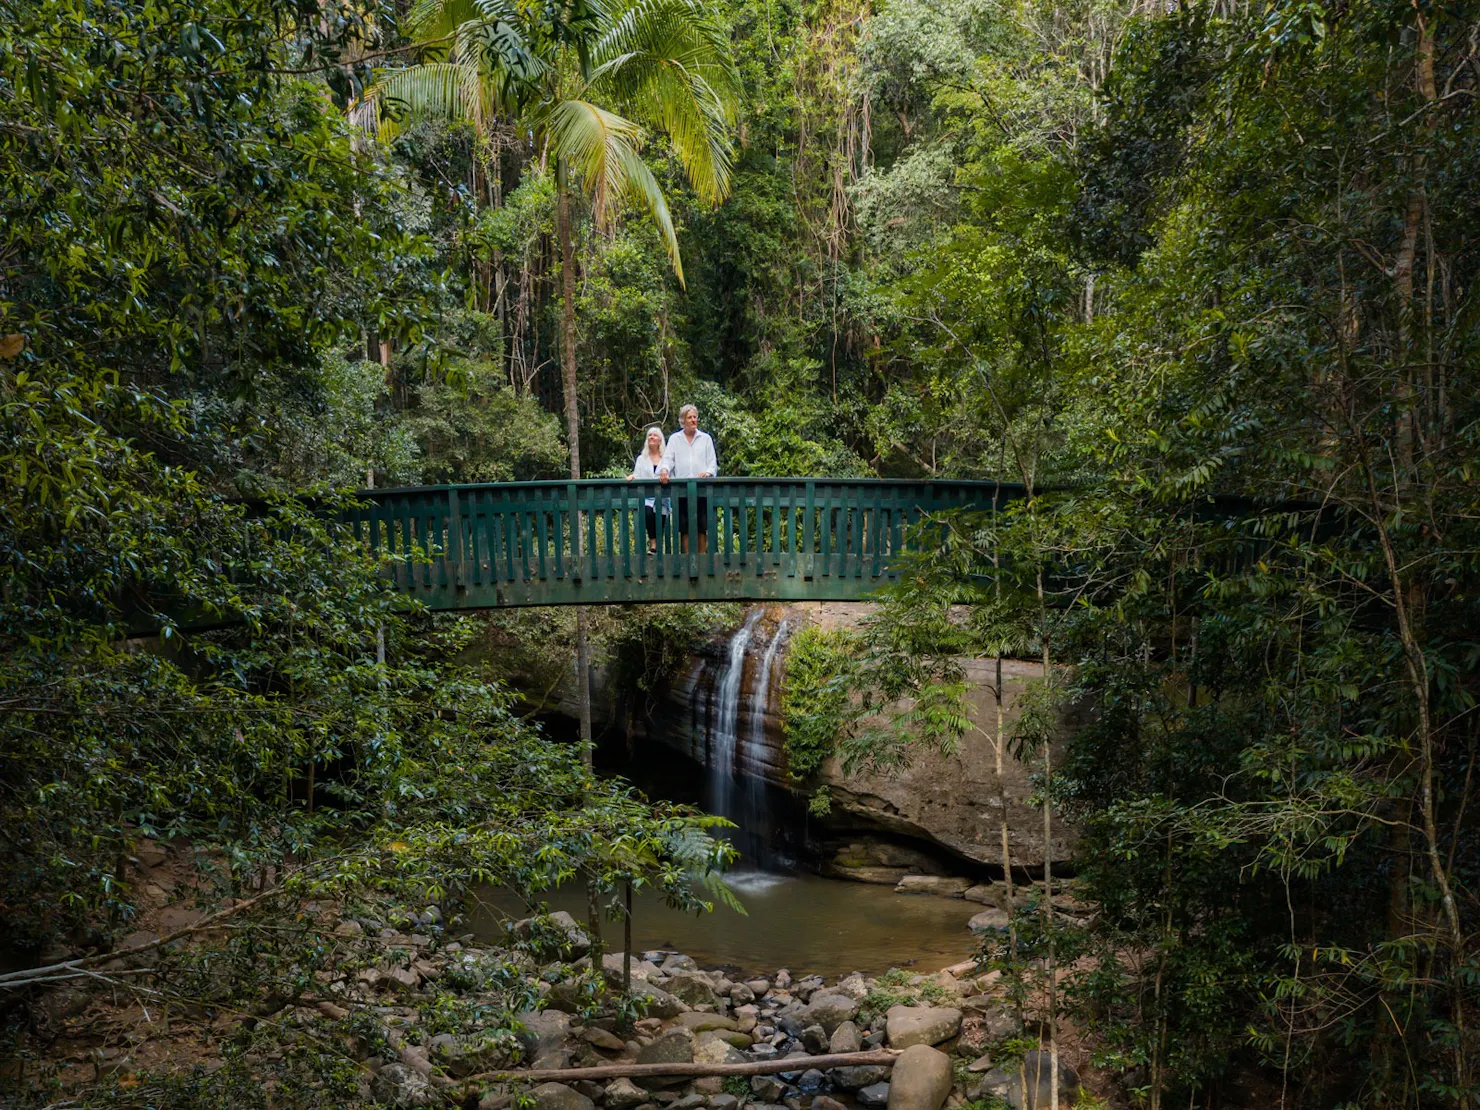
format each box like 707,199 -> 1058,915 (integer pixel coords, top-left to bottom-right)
707,610 -> 761,822
745,619 -> 789,778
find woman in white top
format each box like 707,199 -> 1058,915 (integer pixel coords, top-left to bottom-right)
627,425 -> 669,553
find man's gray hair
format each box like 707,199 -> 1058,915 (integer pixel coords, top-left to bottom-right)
679,403 -> 699,421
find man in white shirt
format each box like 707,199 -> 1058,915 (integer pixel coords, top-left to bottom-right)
659,403 -> 718,553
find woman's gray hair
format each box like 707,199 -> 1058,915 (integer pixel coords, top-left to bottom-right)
679,403 -> 698,421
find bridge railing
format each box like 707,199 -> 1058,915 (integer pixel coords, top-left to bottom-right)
344,478 -> 1024,607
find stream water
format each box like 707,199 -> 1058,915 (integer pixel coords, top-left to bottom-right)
468,870 -> 979,978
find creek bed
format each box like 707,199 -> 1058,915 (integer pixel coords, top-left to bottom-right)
468,869 -> 979,978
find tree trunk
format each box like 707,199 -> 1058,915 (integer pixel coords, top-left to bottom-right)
557,157 -> 594,771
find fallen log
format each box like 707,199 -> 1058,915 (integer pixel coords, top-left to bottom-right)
461,1047 -> 899,1088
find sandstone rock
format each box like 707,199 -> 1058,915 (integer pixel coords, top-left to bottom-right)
428,1032 -> 509,1077
774,970 -> 792,989
976,1003 -> 1023,1042
966,1054 -> 995,1072
887,1045 -> 952,1110
803,991 -> 860,1034
745,978 -> 771,996
968,909 -> 1011,934
584,1027 -> 628,1051
708,1096 -> 739,1110
963,884 -> 1000,906
665,972 -> 721,1008
885,1006 -> 962,1049
971,1051 -> 1078,1110
510,911 -> 592,959
573,1081 -> 605,1103
728,982 -> 756,1005
693,1036 -> 747,1067
671,1095 -> 707,1110
132,838 -> 169,868
674,1012 -> 738,1033
857,1082 -> 891,1108
515,1010 -> 572,1062
733,1005 -> 758,1034
335,920 -> 364,937
830,1065 -> 892,1091
531,1083 -> 595,1110
630,981 -> 688,1019
835,973 -> 869,1000
661,954 -> 698,972
800,1024 -> 829,1054
693,1078 -> 723,1095
606,1079 -> 649,1110
813,1097 -> 848,1110
750,1076 -> 785,1101
373,1063 -> 435,1107
636,1029 -> 693,1090
895,876 -> 972,898
829,1020 -> 862,1054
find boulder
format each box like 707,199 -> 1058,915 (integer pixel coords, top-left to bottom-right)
830,1065 -> 892,1091
372,1063 -> 435,1107
665,971 -> 720,1008
428,1032 -> 509,1077
968,909 -> 1011,935
583,1027 -> 628,1052
971,1051 -> 1079,1110
886,1045 -> 952,1110
894,876 -> 972,898
661,954 -> 698,972
530,1083 -> 595,1110
857,1082 -> 892,1108
510,911 -> 592,959
963,884 -> 1002,906
885,1006 -> 962,1049
745,979 -> 771,996
829,1020 -> 862,1054
605,1079 -> 649,1110
572,1081 -> 605,1103
800,1024 -> 829,1054
750,1077 -> 785,1102
635,1029 -> 693,1090
515,1010 -> 572,1062
693,1036 -> 747,1067
804,991 -> 861,1034
729,982 -> 756,1005
708,1097 -> 740,1110
674,1012 -> 737,1034
975,1003 -> 1024,1042
629,981 -> 688,1019
835,973 -> 869,1001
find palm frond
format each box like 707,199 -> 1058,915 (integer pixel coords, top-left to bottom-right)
588,0 -> 740,203
543,99 -> 684,283
362,60 -> 495,139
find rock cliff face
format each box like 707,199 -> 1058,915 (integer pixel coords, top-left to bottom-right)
642,602 -> 1079,872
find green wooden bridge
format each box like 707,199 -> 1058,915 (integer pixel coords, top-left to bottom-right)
347,478 -> 1022,608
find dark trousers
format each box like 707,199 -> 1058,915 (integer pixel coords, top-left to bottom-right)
676,496 -> 709,536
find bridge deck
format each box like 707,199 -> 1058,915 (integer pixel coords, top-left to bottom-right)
349,478 -> 1023,608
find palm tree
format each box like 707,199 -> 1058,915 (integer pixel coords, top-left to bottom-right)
362,0 -> 739,761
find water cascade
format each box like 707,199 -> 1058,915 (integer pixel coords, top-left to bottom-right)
706,610 -> 762,823
736,619 -> 789,862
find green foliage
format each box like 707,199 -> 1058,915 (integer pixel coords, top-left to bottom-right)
779,625 -> 858,783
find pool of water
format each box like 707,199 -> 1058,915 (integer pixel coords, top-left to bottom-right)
468,869 -> 979,978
